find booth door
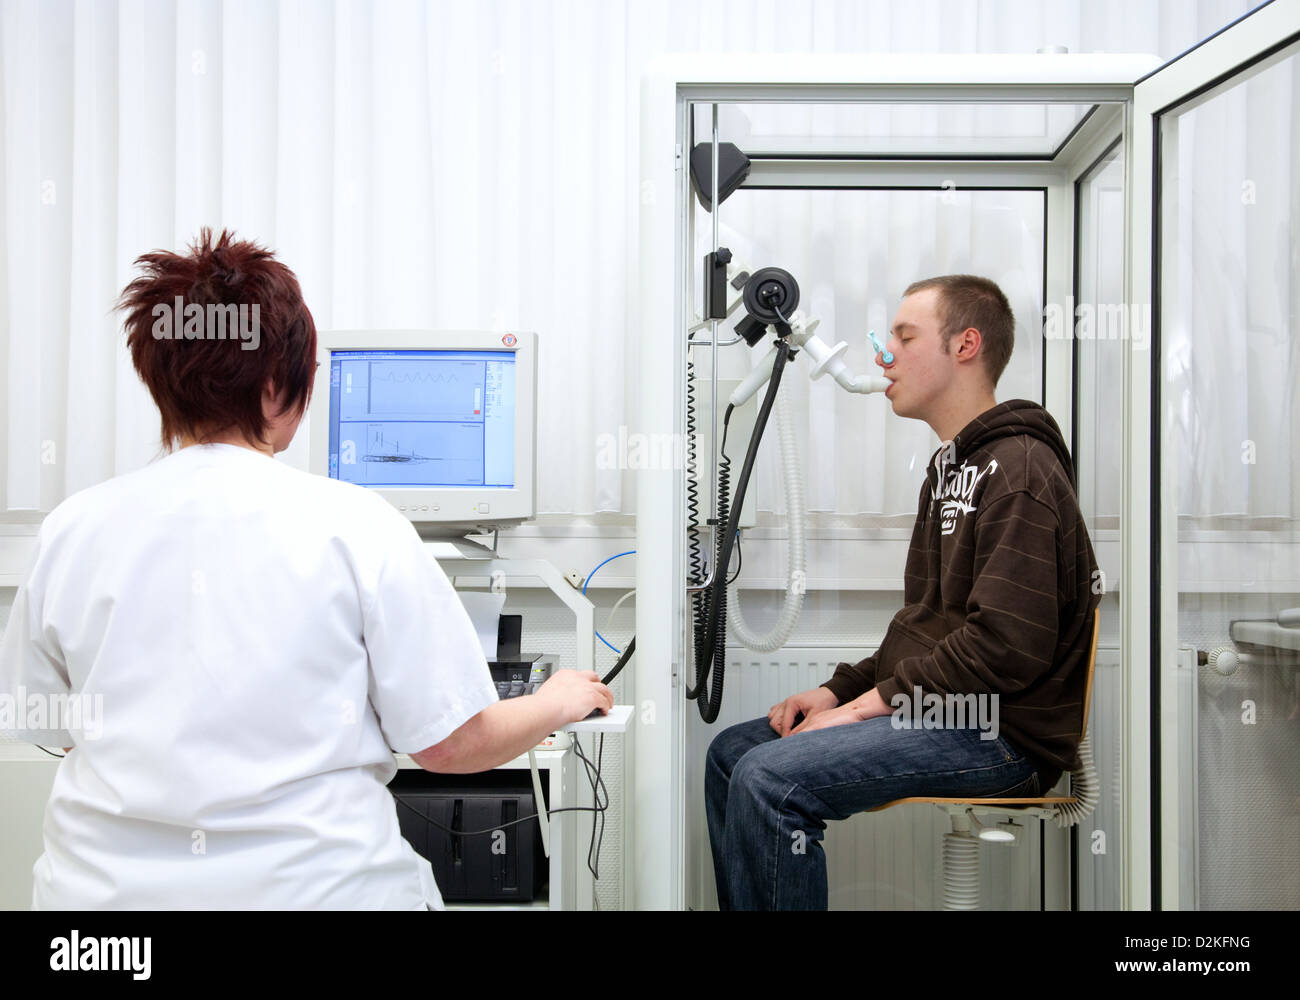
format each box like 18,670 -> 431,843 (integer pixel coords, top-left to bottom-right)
1130,0 -> 1300,911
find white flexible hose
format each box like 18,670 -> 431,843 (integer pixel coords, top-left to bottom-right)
941,831 -> 982,910
1052,730 -> 1101,828
605,589 -> 636,635
726,386 -> 806,652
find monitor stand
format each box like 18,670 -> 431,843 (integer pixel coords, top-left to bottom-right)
420,534 -> 498,561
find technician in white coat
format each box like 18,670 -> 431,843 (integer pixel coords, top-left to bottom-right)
0,228 -> 611,909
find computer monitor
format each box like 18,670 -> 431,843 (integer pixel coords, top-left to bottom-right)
309,330 -> 537,536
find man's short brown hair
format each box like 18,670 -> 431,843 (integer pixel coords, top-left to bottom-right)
902,274 -> 1014,387
117,227 -> 316,449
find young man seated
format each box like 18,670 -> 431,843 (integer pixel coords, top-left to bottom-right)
705,274 -> 1101,911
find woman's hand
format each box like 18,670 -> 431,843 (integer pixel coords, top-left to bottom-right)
534,669 -> 614,725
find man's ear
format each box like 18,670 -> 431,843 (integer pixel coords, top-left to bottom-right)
954,327 -> 983,363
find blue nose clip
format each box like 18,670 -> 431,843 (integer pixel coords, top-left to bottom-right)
869,330 -> 894,365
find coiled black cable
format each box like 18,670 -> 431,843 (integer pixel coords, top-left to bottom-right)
686,345 -> 711,699
687,338 -> 793,722
684,425 -> 731,719
685,345 -> 706,589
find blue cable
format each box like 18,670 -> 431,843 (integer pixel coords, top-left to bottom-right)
583,550 -> 635,655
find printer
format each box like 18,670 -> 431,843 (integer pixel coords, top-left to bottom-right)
487,613 -> 553,699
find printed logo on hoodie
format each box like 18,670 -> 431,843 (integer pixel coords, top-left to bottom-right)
934,457 -> 999,536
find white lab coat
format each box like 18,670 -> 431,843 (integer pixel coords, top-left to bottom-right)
0,443 -> 498,909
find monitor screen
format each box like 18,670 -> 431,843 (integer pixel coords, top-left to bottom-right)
326,349 -> 517,488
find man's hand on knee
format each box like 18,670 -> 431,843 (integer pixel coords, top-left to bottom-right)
768,686 -> 839,737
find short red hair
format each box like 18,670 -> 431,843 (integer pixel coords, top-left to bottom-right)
117,227 -> 317,449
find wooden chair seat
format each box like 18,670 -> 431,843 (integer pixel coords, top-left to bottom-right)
869,795 -> 1077,810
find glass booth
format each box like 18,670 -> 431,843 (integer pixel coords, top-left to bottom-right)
634,0 -> 1300,911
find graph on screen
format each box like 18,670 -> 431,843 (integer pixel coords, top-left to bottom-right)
328,350 -> 516,488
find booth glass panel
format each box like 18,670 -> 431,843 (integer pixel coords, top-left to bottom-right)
1157,42 -> 1300,911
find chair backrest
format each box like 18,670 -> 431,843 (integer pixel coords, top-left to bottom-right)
1079,607 -> 1101,741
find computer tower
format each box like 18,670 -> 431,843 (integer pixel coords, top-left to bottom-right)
390,772 -> 548,903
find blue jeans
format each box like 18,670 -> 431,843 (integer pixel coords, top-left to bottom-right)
705,715 -> 1040,910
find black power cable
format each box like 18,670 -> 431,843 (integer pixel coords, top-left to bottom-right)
601,635 -> 635,687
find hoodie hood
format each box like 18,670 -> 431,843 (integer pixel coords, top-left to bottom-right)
927,399 -> 1077,494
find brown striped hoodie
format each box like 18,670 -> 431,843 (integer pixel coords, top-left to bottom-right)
822,399 -> 1100,791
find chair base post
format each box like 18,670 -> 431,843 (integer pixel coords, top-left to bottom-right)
942,811 -> 981,910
